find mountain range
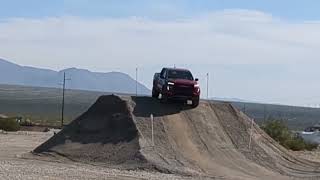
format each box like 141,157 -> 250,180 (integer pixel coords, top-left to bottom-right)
0,58 -> 150,95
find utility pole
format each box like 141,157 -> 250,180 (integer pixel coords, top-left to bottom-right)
135,67 -> 138,96
206,73 -> 209,99
61,72 -> 70,128
151,114 -> 154,146
263,104 -> 267,122
249,118 -> 254,151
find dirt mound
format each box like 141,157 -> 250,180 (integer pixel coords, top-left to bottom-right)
34,95 -> 320,179
34,95 -> 146,166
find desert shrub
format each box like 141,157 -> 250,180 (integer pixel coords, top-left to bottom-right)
0,118 -> 20,131
304,141 -> 319,151
262,119 -> 317,151
285,136 -> 307,151
262,119 -> 291,143
19,118 -> 33,126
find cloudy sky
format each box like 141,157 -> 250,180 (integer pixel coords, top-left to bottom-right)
1,0 -> 320,106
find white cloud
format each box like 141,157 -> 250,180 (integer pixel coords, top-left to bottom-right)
1,10 -> 320,70
1,10 -> 320,105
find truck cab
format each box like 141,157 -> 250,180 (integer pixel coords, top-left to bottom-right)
152,68 -> 200,107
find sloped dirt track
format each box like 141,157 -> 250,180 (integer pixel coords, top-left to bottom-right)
33,95 -> 320,179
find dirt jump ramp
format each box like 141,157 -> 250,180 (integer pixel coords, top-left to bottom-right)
34,95 -> 320,180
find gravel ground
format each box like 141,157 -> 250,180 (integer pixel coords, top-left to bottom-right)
0,131 -> 203,180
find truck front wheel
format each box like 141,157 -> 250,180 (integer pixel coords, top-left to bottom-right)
160,93 -> 168,103
160,87 -> 168,103
152,87 -> 159,98
192,97 -> 200,108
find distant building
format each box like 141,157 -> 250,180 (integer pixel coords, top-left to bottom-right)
299,124 -> 320,144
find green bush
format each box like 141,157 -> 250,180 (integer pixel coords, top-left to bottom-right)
19,118 -> 34,126
262,119 -> 317,151
285,137 -> 307,151
0,118 -> 20,131
304,141 -> 319,151
262,120 -> 291,143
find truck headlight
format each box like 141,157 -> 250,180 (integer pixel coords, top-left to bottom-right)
194,84 -> 200,93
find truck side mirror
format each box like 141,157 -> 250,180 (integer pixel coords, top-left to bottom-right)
195,78 -> 199,81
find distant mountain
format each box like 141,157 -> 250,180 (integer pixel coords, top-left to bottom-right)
0,58 -> 150,95
231,101 -> 320,130
211,97 -> 258,103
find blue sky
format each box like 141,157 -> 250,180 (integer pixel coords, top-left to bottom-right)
1,1 -> 320,106
1,0 -> 320,20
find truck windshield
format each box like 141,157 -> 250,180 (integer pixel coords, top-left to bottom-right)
168,70 -> 194,80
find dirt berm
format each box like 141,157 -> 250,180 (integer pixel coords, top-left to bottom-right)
34,95 -> 320,180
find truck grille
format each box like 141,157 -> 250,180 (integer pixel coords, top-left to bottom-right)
173,85 -> 194,96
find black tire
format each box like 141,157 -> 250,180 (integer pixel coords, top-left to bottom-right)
192,97 -> 200,108
152,87 -> 159,98
160,86 -> 168,103
160,93 -> 168,103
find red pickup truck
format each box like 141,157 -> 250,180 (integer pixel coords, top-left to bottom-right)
152,68 -> 200,107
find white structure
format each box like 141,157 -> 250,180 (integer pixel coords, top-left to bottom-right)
299,124 -> 320,144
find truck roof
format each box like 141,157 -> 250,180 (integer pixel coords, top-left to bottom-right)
164,67 -> 190,72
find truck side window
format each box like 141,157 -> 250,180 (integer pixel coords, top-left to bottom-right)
163,69 -> 167,79
160,69 -> 165,78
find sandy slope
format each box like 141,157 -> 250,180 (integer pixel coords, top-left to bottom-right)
33,95 -> 320,179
